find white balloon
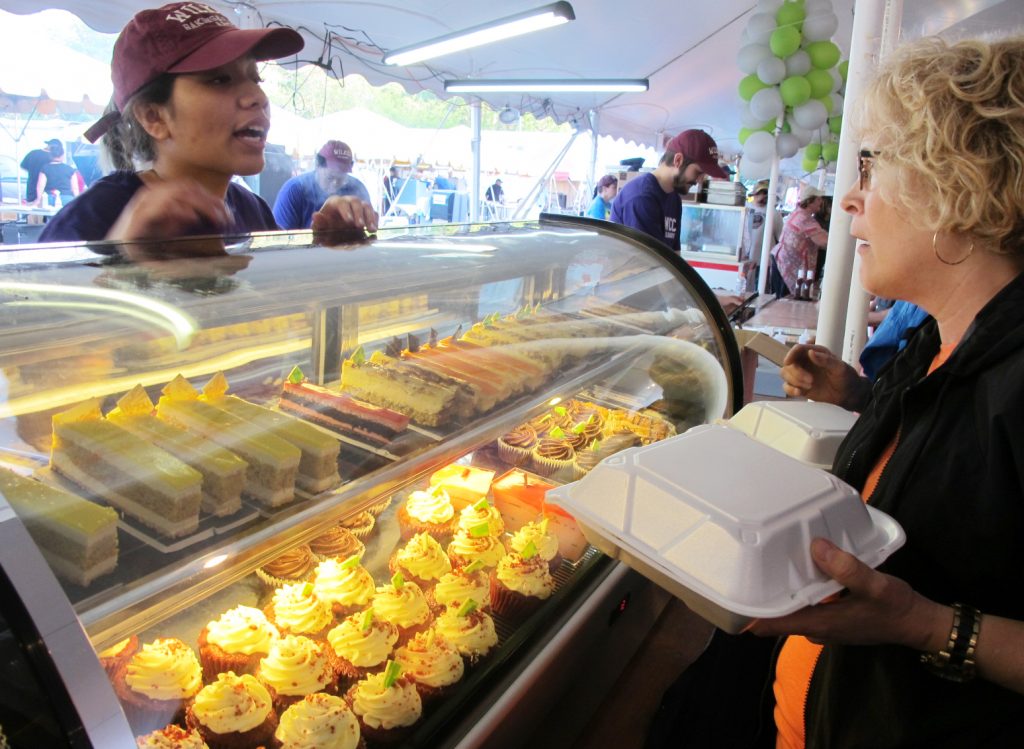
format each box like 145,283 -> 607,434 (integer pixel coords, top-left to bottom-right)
793,99 -> 829,129
830,68 -> 844,93
785,50 -> 812,77
740,104 -> 772,130
740,157 -> 773,180
829,93 -> 844,115
750,86 -> 784,121
757,0 -> 784,12
802,11 -> 839,41
746,13 -> 778,45
757,57 -> 787,85
744,130 -> 776,163
776,132 -> 801,159
738,44 -> 773,75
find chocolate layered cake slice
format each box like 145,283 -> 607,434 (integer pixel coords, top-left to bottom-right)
0,467 -> 118,586
51,401 -> 202,538
107,385 -> 248,517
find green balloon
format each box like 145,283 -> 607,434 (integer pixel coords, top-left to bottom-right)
806,41 -> 840,69
805,68 -> 833,99
738,127 -> 754,145
781,120 -> 791,133
838,59 -> 849,84
805,143 -> 822,160
739,73 -> 769,101
817,94 -> 833,113
828,115 -> 843,135
802,156 -> 819,173
780,75 -> 811,107
770,26 -> 802,58
822,142 -> 840,162
776,1 -> 806,29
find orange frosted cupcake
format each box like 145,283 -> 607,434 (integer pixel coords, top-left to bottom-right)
135,725 -> 209,748
396,486 -> 456,542
327,609 -> 399,683
264,581 -> 335,640
490,548 -> 556,621
433,601 -> 498,665
394,629 -> 465,704
309,526 -> 365,562
339,511 -> 375,539
275,693 -> 366,749
425,560 -> 491,613
185,672 -> 277,749
197,606 -> 280,681
345,661 -> 422,744
257,634 -> 339,711
388,532 -> 452,589
312,555 -> 376,618
114,637 -> 203,735
257,545 -> 316,588
371,574 -> 433,644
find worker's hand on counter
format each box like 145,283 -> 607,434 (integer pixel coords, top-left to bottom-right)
748,539 -> 946,651
312,195 -> 378,236
780,343 -> 871,411
106,179 -> 231,242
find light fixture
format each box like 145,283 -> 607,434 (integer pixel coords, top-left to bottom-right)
445,79 -> 650,94
383,1 -> 574,66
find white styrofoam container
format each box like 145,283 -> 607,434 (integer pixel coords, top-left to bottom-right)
725,400 -> 859,470
546,425 -> 904,633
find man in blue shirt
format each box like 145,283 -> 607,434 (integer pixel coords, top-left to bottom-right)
273,140 -> 372,229
610,129 -> 727,252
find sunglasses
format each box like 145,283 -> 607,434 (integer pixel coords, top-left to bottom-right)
859,149 -> 881,190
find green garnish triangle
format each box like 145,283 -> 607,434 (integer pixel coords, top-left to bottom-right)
360,609 -> 374,631
473,498 -> 490,511
382,660 -> 402,689
549,426 -> 566,439
554,406 -> 567,417
286,365 -> 305,384
572,422 -> 586,434
340,554 -> 361,569
457,598 -> 479,617
463,560 -> 485,574
521,540 -> 539,559
350,345 -> 366,365
469,522 -> 491,538
301,582 -> 315,597
391,572 -> 405,589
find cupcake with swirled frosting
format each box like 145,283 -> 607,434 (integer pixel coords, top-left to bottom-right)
114,637 -> 203,735
397,487 -> 456,543
425,563 -> 491,614
327,609 -> 399,683
135,725 -> 209,749
388,532 -> 452,590
370,575 -> 433,644
394,629 -> 465,703
456,498 -> 504,539
433,603 -> 498,665
308,527 -> 365,563
264,582 -> 335,640
446,528 -> 507,572
506,518 -> 562,574
339,511 -> 375,540
312,556 -> 376,618
197,606 -> 280,680
99,635 -> 138,679
497,424 -> 537,466
257,634 -> 339,710
490,549 -> 556,621
275,693 -> 366,749
257,545 -> 316,588
530,431 -> 575,479
185,671 -> 277,749
345,663 -> 422,744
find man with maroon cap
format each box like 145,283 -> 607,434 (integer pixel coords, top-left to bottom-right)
610,129 -> 727,253
273,140 -> 372,229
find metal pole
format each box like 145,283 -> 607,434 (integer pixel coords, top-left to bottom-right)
470,101 -> 481,223
511,131 -> 580,221
587,109 -> 599,200
815,0 -> 898,356
757,113 -> 786,294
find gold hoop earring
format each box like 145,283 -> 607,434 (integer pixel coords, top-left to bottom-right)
933,232 -> 974,266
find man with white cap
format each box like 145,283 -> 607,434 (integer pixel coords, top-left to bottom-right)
610,129 -> 727,253
741,178 -> 782,291
273,140 -> 372,229
770,182 -> 830,297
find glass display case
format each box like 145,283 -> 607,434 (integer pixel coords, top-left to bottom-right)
679,202 -> 751,292
0,214 -> 742,747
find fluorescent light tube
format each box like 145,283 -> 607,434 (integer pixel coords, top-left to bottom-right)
383,2 -> 574,66
445,79 -> 650,93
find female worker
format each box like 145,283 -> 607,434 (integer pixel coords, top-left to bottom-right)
769,183 -> 829,297
40,3 -> 376,243
586,174 -> 618,220
759,34 -> 1024,748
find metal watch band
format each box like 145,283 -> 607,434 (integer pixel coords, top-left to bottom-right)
920,602 -> 981,682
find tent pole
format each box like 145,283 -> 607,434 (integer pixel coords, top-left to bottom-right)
587,110 -> 599,201
470,101 -> 481,223
510,131 -> 580,221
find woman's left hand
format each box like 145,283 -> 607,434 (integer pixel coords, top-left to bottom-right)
749,538 -> 946,651
312,195 -> 378,234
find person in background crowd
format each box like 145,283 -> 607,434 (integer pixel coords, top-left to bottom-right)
35,140 -> 81,210
273,140 -> 373,229
610,129 -> 727,253
586,174 -> 618,220
769,183 -> 830,297
485,178 -> 504,203
741,178 -> 782,291
40,4 -> 376,244
382,165 -> 399,215
20,139 -> 61,205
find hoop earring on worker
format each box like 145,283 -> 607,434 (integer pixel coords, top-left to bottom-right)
933,232 -> 974,266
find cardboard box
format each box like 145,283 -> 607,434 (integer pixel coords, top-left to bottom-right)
734,329 -> 793,366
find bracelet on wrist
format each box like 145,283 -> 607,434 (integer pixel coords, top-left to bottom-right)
920,602 -> 980,683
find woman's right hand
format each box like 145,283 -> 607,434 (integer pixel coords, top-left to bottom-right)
105,179 -> 231,242
780,343 -> 871,411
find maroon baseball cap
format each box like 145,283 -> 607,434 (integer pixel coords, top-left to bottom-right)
665,129 -> 728,179
84,3 -> 303,142
318,140 -> 354,168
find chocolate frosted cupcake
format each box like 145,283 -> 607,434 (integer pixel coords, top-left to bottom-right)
257,545 -> 316,588
309,527 -> 365,563
185,672 -> 277,749
197,606 -> 280,681
339,511 -> 375,540
264,582 -> 335,640
114,638 -> 203,735
394,629 -> 464,704
275,693 -> 366,749
313,556 -> 376,618
257,634 -> 340,711
327,610 -> 399,683
98,635 -> 138,679
573,440 -> 604,479
345,663 -> 422,744
388,532 -> 452,590
135,725 -> 209,748
530,431 -> 575,479
497,424 -> 537,466
396,487 -> 456,543
529,406 -> 573,433
566,400 -> 607,429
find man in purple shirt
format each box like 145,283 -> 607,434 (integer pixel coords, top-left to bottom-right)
610,129 -> 727,252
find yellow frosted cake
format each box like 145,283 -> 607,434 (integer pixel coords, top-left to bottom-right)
0,467 -> 118,586
156,376 -> 300,507
50,401 -> 202,538
107,385 -> 247,517
200,373 -> 341,494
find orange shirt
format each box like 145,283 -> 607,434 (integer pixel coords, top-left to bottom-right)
773,342 -> 957,749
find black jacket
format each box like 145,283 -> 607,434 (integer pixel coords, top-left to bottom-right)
805,271 -> 1024,748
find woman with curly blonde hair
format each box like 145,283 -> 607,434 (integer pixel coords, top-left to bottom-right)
749,34 -> 1024,749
